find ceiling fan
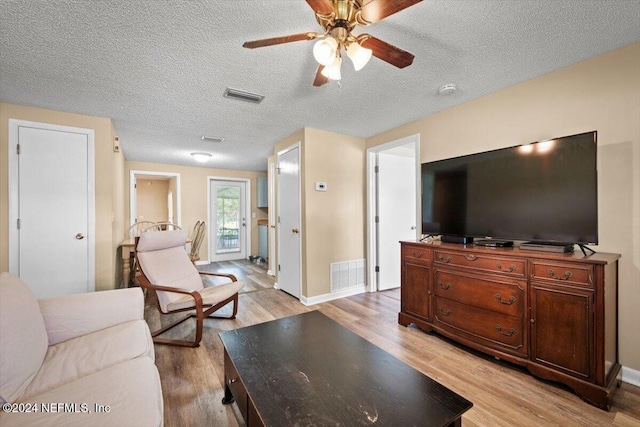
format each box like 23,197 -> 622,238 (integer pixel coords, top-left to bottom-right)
243,0 -> 423,87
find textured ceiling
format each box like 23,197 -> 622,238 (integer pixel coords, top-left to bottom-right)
1,1 -> 639,172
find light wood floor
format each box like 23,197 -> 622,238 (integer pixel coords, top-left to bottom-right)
144,260 -> 640,427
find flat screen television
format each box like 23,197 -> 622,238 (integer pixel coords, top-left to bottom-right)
421,131 -> 598,245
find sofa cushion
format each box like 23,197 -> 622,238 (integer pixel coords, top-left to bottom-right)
0,273 -> 48,403
0,357 -> 163,427
20,319 -> 154,401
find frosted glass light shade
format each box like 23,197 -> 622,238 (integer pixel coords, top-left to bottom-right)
320,56 -> 342,80
191,152 -> 212,162
347,42 -> 372,71
313,37 -> 338,66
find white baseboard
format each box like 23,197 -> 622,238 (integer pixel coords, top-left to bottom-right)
300,286 -> 366,306
267,269 -> 275,276
194,260 -> 209,266
273,282 -> 279,290
622,365 -> 640,387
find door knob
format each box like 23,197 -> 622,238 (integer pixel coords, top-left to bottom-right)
75,233 -> 85,240
292,228 -> 299,234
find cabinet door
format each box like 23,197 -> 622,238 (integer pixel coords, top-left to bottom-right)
402,262 -> 431,320
530,284 -> 593,380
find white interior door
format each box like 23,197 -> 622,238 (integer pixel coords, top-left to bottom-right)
9,120 -> 95,298
209,179 -> 247,262
377,146 -> 417,290
277,145 -> 301,299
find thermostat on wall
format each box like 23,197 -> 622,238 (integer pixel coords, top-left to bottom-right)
315,182 -> 327,192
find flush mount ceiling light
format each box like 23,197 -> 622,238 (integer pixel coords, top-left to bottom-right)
243,0 -> 423,87
191,152 -> 212,162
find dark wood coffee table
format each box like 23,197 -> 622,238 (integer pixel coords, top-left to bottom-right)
219,311 -> 472,426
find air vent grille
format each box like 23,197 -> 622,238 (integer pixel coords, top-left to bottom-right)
201,136 -> 225,143
224,87 -> 265,104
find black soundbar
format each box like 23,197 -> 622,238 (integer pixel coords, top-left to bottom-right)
520,242 -> 574,253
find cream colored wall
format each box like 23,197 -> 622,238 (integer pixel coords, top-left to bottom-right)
367,41 -> 640,371
0,102 -> 123,291
136,179 -> 170,223
125,161 -> 267,261
272,128 -> 366,298
302,128 -> 366,298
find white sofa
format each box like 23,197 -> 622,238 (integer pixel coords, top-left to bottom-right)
0,272 -> 163,427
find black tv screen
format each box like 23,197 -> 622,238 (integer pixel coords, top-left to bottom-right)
421,131 -> 598,244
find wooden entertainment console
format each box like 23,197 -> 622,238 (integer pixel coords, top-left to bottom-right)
399,241 -> 621,410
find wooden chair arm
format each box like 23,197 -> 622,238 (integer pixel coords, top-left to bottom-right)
198,271 -> 238,282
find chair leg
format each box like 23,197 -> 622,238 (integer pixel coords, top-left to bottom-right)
149,292 -> 240,348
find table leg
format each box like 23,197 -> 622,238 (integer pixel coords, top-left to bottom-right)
222,379 -> 235,405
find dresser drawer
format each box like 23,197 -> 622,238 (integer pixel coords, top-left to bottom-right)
434,297 -> 525,352
434,270 -> 525,317
531,261 -> 594,288
434,250 -> 525,278
403,245 -> 431,265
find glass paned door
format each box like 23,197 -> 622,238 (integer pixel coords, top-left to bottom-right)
210,180 -> 247,262
217,186 -> 240,252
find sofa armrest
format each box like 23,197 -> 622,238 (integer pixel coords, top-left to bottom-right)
38,287 -> 145,345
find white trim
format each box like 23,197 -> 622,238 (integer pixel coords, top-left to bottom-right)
300,286 -> 367,306
366,134 -> 420,293
622,365 -> 640,387
130,170 -> 182,227
206,176 -> 252,263
8,119 -> 96,293
276,142 -> 303,299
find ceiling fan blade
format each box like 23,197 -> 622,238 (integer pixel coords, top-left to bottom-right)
359,0 -> 423,24
360,35 -> 415,68
305,0 -> 334,15
243,32 -> 319,49
313,65 -> 330,87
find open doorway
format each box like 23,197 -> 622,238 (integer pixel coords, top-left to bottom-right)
366,134 -> 420,292
130,170 -> 181,228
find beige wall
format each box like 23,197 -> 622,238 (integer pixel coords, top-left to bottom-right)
136,178 -> 170,223
0,102 -> 124,291
273,128 -> 366,298
125,161 -> 267,261
367,42 -> 640,371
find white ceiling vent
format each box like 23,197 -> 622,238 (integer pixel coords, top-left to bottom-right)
223,88 -> 265,104
201,135 -> 225,143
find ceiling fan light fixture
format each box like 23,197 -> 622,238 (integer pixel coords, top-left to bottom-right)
313,36 -> 338,66
191,152 -> 212,162
320,56 -> 342,80
347,42 -> 372,71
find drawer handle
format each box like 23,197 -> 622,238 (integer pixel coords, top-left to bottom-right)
495,293 -> 516,305
228,378 -> 237,385
438,281 -> 450,290
496,263 -> 516,272
547,269 -> 573,280
495,324 -> 515,336
437,255 -> 451,263
438,307 -> 452,316
465,254 -> 477,261
412,251 -> 423,258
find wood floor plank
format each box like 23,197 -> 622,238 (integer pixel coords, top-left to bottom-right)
144,260 -> 640,427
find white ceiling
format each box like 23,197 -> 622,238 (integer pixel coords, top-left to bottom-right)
1,1 -> 639,172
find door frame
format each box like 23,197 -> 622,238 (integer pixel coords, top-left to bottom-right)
8,119 -> 96,291
276,142 -> 302,298
267,159 -> 277,277
130,170 -> 181,227
206,176 -> 252,263
366,134 -> 420,292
